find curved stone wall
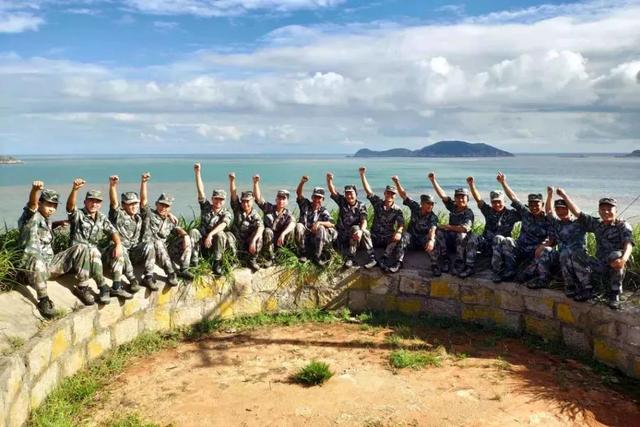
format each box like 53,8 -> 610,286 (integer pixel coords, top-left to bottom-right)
1,265 -> 639,426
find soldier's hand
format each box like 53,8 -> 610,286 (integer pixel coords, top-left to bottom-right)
141,172 -> 151,182
276,236 -> 285,247
253,174 -> 260,183
168,213 -> 179,225
547,186 -> 554,195
392,232 -> 402,243
204,233 -> 213,249
72,178 -> 86,190
496,171 -> 506,183
32,181 -> 44,190
391,175 -> 399,182
109,175 -> 119,185
249,241 -> 257,255
556,187 -> 566,197
425,240 -> 435,253
301,175 -> 309,183
326,172 -> 334,180
358,167 -> 366,175
228,172 -> 236,180
194,163 -> 201,173
427,172 -> 435,181
610,258 -> 625,270
113,243 -> 122,258
466,176 -> 474,185
352,229 -> 363,242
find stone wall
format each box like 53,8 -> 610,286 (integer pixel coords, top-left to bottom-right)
1,265 -> 639,426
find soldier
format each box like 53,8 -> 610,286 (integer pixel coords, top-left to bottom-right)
359,167 -> 405,273
428,172 -> 476,278
252,174 -> 295,267
228,173 -> 264,272
392,176 -> 441,276
294,175 -> 337,265
18,182 -> 66,317
466,176 -> 521,283
105,174 -> 155,296
556,188 -> 634,309
140,175 -> 193,288
530,186 -> 589,295
190,163 -> 235,276
66,178 -> 124,305
327,172 -> 376,269
496,172 -> 551,282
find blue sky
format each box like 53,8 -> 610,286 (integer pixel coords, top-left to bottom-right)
1,0 -> 639,154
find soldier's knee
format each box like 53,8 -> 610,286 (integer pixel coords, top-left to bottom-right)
189,229 -> 201,241
493,235 -> 505,245
503,237 -> 516,248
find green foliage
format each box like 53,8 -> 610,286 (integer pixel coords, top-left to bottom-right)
0,225 -> 21,292
52,225 -> 71,254
292,361 -> 333,386
105,414 -> 160,427
389,349 -> 442,369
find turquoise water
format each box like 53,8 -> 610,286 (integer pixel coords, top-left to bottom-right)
1,154 -> 639,226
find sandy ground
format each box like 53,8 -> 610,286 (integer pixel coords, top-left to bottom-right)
90,323 -> 640,427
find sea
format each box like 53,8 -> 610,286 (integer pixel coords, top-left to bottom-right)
1,154 -> 639,227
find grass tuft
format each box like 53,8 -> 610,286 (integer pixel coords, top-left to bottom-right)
389,349 -> 442,370
292,360 -> 333,386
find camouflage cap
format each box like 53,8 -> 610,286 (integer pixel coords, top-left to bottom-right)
211,189 -> 226,199
599,197 -> 617,207
241,191 -> 254,201
312,187 -> 325,198
344,184 -> 357,194
384,185 -> 397,194
420,194 -> 435,204
554,199 -> 567,208
156,193 -> 174,206
276,189 -> 290,199
454,188 -> 469,197
121,192 -> 140,204
528,193 -> 543,203
39,189 -> 59,204
85,190 -> 103,201
489,190 -> 504,201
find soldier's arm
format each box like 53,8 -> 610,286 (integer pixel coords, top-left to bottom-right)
251,220 -> 265,246
174,226 -> 188,238
466,176 -> 483,205
28,181 -> 44,212
228,172 -> 237,201
555,188 -> 581,217
359,167 -> 374,197
391,176 -> 408,200
427,172 -> 449,202
496,171 -> 519,203
545,186 -> 557,219
109,175 -> 119,209
66,178 -> 85,213
280,218 -> 296,240
296,175 -> 308,200
326,172 -> 337,197
140,172 -> 150,208
194,163 -> 205,202
253,175 -> 264,204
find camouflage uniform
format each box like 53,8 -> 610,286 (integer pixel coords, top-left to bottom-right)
402,195 -> 440,265
142,194 -> 191,275
257,190 -> 294,260
368,192 -> 405,265
331,188 -> 373,260
230,191 -> 263,263
104,192 -> 154,282
436,193 -> 475,268
295,188 -> 337,258
470,193 -> 521,273
189,190 -> 235,265
578,209 -> 635,296
496,196 -> 551,277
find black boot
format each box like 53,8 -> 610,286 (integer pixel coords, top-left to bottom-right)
441,257 -> 450,274
37,296 -> 56,319
608,292 -> 622,310
98,284 -> 111,304
142,274 -> 159,291
128,277 -> 141,293
77,287 -> 95,306
431,264 -> 442,277
110,281 -> 133,299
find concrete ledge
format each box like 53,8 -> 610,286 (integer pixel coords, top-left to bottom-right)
1,262 -> 639,426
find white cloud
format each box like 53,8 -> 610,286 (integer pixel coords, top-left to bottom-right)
153,20 -> 178,30
0,12 -> 43,32
123,0 -> 344,17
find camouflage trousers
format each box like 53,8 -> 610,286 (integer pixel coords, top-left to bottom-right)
436,230 -> 474,267
234,232 -> 263,262
189,229 -> 236,265
372,232 -> 406,265
104,242 -> 156,282
496,237 -> 537,275
336,225 -> 374,259
150,237 -> 191,275
262,228 -> 292,260
587,250 -> 626,294
535,247 -> 591,292
294,223 -> 337,258
467,234 -> 508,273
403,232 -> 439,265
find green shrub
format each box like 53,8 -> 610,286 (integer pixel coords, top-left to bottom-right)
292,361 -> 333,386
389,349 -> 442,369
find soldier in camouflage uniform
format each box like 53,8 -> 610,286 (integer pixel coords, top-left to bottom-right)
65,178 -> 124,305
18,182 -> 65,318
253,174 -> 295,267
190,163 -> 235,276
557,188 -> 635,309
428,172 -> 476,278
496,172 -> 552,283
229,173 -> 264,272
140,175 -> 193,288
466,176 -> 521,283
530,186 -> 589,296
104,174 -> 155,297
327,172 -> 376,269
392,176 -> 442,277
359,167 -> 405,273
294,175 -> 337,266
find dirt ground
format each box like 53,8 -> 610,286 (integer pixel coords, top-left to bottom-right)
90,322 -> 640,427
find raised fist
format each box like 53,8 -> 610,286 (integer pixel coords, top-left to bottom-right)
547,186 -> 554,195
391,175 -> 399,182
326,172 -> 334,180
496,171 -> 506,183
228,172 -> 236,180
301,175 -> 309,183
194,163 -> 201,173
427,172 -> 435,181
253,175 -> 260,183
32,181 -> 44,190
359,167 -> 366,175
72,178 -> 86,190
466,176 -> 474,185
141,172 -> 151,182
109,175 -> 119,184
556,188 -> 566,197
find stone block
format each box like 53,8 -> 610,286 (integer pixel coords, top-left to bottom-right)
156,286 -> 175,306
232,269 -> 253,296
123,295 -> 151,317
425,299 -> 460,318
172,305 -> 203,328
430,280 -> 459,299
396,296 -> 424,315
634,358 -> 640,379
384,295 -> 398,311
369,276 -> 392,295
523,296 -> 555,318
524,315 -> 561,342
7,385 -> 28,427
0,356 -> 25,419
398,274 -> 429,295
263,296 -> 279,312
366,294 -> 386,312
593,338 -> 621,367
50,322 -> 72,362
347,290 -> 367,312
72,308 -> 97,344
555,303 -> 577,325
87,330 -> 112,361
562,327 -> 590,353
591,321 -> 618,340
461,305 -> 520,332
98,302 -> 123,329
622,325 -> 640,348
113,317 -> 141,346
30,362 -> 59,409
460,286 -> 497,306
25,335 -> 52,381
61,347 -> 87,378
496,289 -> 525,312
194,280 -> 220,300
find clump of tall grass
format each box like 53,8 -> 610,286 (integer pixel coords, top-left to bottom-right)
0,225 -> 22,292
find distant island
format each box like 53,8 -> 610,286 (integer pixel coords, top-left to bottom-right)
0,156 -> 23,164
625,150 -> 640,158
353,140 -> 514,158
